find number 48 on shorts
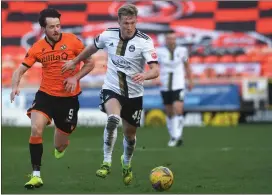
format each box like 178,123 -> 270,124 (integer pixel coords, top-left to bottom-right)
132,109 -> 142,125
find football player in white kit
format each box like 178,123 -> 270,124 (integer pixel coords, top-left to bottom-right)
157,30 -> 193,147
61,4 -> 159,185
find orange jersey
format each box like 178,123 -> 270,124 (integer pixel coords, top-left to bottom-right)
22,33 -> 84,97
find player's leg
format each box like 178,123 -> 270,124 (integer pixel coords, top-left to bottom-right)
171,89 -> 185,146
96,89 -> 121,178
121,119 -> 137,185
54,128 -> 70,159
120,96 -> 142,185
53,96 -> 79,159
25,111 -> 50,189
161,91 -> 175,146
25,91 -> 53,189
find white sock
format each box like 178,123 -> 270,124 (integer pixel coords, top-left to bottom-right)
166,116 -> 174,138
103,127 -> 117,164
123,136 -> 136,166
172,115 -> 184,140
32,171 -> 40,177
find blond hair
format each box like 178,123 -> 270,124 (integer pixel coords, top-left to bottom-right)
118,4 -> 138,19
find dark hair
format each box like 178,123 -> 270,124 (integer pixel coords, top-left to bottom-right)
39,8 -> 61,27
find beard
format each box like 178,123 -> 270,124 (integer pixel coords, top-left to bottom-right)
46,32 -> 61,43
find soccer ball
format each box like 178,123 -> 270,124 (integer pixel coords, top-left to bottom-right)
149,166 -> 174,191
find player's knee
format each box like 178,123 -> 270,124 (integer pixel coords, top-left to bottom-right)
125,135 -> 136,145
165,107 -> 174,117
106,114 -> 120,131
173,102 -> 183,115
31,123 -> 43,137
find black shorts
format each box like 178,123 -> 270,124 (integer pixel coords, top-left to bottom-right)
161,89 -> 185,105
99,89 -> 143,127
27,90 -> 80,135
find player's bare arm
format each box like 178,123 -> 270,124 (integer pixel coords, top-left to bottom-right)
64,57 -> 94,92
61,44 -> 98,73
132,62 -> 159,84
184,61 -> 193,91
10,65 -> 29,103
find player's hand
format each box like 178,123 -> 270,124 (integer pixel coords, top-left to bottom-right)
10,88 -> 20,103
132,73 -> 146,84
188,80 -> 194,91
64,76 -> 77,93
62,60 -> 76,74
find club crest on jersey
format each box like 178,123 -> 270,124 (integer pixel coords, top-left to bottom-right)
60,44 -> 67,50
129,45 -> 135,52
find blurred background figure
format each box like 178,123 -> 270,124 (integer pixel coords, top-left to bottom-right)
157,30 -> 193,147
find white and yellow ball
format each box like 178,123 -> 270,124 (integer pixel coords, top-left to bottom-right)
149,166 -> 174,191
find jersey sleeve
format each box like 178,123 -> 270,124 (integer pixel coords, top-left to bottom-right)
22,46 -> 37,68
142,39 -> 158,64
94,31 -> 107,49
74,36 -> 85,55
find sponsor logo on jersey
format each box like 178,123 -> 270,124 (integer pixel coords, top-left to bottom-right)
40,52 -> 68,63
111,56 -> 132,70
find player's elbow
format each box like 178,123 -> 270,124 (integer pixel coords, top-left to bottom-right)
153,65 -> 160,78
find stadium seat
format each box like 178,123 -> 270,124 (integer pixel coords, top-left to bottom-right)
189,56 -> 203,64
219,55 -> 235,63
203,55 -> 219,63
2,67 -> 14,87
235,55 -> 250,63
264,55 -> 272,63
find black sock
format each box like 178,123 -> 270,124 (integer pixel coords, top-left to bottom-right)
29,143 -> 43,171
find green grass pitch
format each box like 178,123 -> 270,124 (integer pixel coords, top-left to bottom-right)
2,124 -> 272,194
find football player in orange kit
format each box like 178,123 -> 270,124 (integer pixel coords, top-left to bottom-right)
10,8 -> 94,189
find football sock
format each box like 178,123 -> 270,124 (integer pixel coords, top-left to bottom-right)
166,116 -> 174,138
29,136 -> 43,175
172,115 -> 184,140
123,136 -> 136,166
103,127 -> 117,163
103,115 -> 120,163
33,171 -> 41,177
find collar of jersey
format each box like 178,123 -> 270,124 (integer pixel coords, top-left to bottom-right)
119,29 -> 138,41
44,33 -> 63,50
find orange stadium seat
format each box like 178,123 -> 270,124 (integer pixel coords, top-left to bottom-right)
235,55 -> 250,63
2,22 -> 33,37
2,67 -> 14,87
219,55 -> 235,63
189,56 -> 203,64
203,55 -> 219,63
264,55 -> 272,63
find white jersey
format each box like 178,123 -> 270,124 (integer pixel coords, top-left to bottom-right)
157,46 -> 188,91
94,28 -> 158,98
